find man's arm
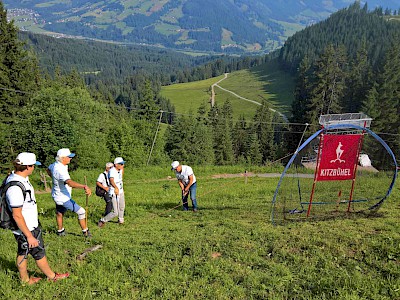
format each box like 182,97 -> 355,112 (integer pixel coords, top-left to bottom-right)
183,175 -> 194,195
178,180 -> 185,192
96,181 -> 109,191
65,179 -> 92,196
12,208 -> 39,248
109,177 -> 119,195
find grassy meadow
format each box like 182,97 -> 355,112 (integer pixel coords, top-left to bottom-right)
0,165 -> 399,299
160,60 -> 295,121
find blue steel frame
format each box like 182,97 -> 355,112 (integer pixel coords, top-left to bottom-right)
271,124 -> 398,225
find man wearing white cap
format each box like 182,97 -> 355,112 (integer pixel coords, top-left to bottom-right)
47,148 -> 92,237
98,157 -> 125,227
6,153 -> 69,284
171,161 -> 198,211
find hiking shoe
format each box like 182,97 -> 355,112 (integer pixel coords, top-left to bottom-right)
193,208 -> 198,212
49,272 -> 70,282
97,220 -> 105,228
83,229 -> 92,238
28,277 -> 42,285
56,229 -> 66,236
118,221 -> 124,225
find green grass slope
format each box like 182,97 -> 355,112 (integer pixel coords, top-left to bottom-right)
161,76 -> 222,116
161,60 -> 295,121
0,166 -> 399,299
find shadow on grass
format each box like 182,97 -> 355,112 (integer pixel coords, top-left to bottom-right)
137,201 -> 182,210
202,206 -> 242,211
249,59 -> 295,114
0,256 -> 16,273
273,210 -> 386,226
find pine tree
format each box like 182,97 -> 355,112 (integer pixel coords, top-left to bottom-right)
232,116 -> 249,162
247,133 -> 262,165
0,2 -> 40,164
307,44 -> 347,125
343,41 -> 372,112
288,56 -> 312,152
137,79 -> 160,121
209,103 -> 234,165
373,43 -> 400,151
252,99 -> 275,163
362,43 -> 400,167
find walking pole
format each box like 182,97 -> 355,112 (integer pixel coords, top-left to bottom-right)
84,176 -> 88,226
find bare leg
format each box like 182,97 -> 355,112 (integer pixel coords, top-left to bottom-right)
35,256 -> 56,280
16,255 -> 29,283
56,212 -> 64,231
78,218 -> 87,230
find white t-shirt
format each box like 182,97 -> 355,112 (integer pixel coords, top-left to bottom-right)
108,167 -> 123,195
5,173 -> 38,234
175,165 -> 196,186
97,171 -> 109,188
48,161 -> 72,205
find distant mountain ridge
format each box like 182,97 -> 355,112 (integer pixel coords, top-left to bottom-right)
4,0 -> 400,53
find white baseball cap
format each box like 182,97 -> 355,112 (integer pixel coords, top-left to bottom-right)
114,157 -> 125,165
171,161 -> 179,170
15,152 -> 41,166
57,148 -> 75,158
106,162 -> 114,168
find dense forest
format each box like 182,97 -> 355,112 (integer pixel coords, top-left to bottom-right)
21,31 -> 267,87
1,1 -> 399,170
283,2 -> 400,167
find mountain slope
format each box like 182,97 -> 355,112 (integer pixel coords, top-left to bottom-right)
5,0 -> 399,54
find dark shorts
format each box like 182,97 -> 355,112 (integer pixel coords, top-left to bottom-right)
14,227 -> 46,261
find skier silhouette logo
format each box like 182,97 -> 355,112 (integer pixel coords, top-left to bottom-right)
330,142 -> 345,163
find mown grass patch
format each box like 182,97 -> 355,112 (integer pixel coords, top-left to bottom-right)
160,76 -> 224,115
0,166 -> 399,299
161,60 -> 295,120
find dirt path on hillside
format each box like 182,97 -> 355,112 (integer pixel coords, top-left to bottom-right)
210,73 -> 228,106
210,73 -> 288,122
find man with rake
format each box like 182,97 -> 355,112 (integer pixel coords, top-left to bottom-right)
171,161 -> 198,212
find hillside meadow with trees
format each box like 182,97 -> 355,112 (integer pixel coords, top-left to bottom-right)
1,2 -> 400,298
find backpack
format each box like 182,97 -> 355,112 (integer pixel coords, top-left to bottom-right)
95,173 -> 109,197
0,176 -> 29,230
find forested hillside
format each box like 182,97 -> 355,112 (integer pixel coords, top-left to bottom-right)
282,3 -> 400,167
20,31 -> 206,85
279,3 -> 400,73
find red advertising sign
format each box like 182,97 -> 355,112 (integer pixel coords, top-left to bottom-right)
316,134 -> 362,181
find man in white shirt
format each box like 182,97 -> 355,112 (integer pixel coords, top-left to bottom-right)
96,162 -> 113,217
171,161 -> 198,211
47,148 -> 92,237
6,152 -> 69,284
98,157 -> 125,227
